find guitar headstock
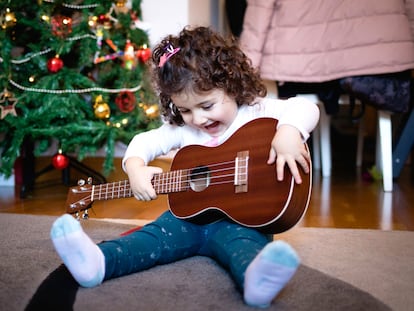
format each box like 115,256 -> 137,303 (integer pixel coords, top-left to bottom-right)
65,178 -> 94,217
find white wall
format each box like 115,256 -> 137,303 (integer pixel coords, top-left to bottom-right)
141,0 -> 224,46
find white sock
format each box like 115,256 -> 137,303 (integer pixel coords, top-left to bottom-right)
244,240 -> 300,308
50,214 -> 105,287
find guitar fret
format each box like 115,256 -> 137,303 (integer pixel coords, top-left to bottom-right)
177,170 -> 183,191
167,172 -> 171,193
159,174 -> 163,193
152,174 -> 159,193
176,170 -> 179,192
165,172 -> 168,193
164,173 -> 167,193
96,184 -> 100,200
176,170 -> 180,192
153,174 -> 158,193
171,172 -> 174,192
172,171 -> 176,192
163,172 -> 167,193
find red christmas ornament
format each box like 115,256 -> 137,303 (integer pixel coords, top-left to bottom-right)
136,47 -> 151,63
51,15 -> 73,38
115,91 -> 136,113
97,14 -> 111,29
52,153 -> 70,170
47,56 -> 64,73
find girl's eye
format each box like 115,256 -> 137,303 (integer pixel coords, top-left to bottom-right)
202,103 -> 214,110
177,108 -> 189,114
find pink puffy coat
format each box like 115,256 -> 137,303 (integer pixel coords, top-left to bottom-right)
240,0 -> 414,82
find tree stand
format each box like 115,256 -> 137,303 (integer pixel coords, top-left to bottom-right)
18,139 -> 106,199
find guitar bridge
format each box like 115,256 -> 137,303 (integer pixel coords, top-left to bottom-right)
234,151 -> 249,193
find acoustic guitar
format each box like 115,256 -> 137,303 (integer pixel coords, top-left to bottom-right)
65,118 -> 312,233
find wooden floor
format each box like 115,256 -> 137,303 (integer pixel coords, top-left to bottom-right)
1,129 -> 414,231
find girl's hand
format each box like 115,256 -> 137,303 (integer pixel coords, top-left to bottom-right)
267,125 -> 310,184
125,157 -> 163,201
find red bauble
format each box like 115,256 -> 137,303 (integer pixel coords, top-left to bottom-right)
47,56 -> 64,73
136,47 -> 151,63
51,15 -> 73,38
52,153 -> 70,170
115,91 -> 136,113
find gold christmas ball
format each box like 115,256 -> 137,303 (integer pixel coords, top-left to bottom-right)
115,0 -> 129,14
1,8 -> 17,29
116,0 -> 127,7
94,102 -> 111,120
145,104 -> 159,118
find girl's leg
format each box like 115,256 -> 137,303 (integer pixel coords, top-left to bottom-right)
101,211 -> 204,280
201,221 -> 300,308
51,211 -> 204,287
200,221 -> 269,287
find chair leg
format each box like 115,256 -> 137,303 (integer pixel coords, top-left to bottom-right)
312,124 -> 321,170
356,113 -> 365,167
297,94 -> 331,177
376,110 -> 393,192
319,105 -> 332,177
296,94 -> 365,178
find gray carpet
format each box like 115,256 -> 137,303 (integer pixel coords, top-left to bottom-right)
1,214 -> 412,310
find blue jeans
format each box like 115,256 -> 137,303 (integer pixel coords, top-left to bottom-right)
99,211 -> 269,289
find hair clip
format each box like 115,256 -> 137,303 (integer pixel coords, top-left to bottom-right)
169,101 -> 177,116
158,44 -> 180,67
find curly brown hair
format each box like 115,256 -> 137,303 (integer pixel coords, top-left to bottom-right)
151,26 -> 267,126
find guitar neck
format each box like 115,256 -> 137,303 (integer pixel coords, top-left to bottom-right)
91,169 -> 190,202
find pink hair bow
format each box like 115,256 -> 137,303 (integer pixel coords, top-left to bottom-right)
158,44 -> 180,67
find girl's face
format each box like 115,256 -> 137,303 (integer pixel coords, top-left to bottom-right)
171,89 -> 238,137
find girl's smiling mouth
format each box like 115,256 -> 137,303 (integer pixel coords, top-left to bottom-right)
204,121 -> 221,134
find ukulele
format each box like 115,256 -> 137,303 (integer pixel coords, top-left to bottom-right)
65,118 -> 312,234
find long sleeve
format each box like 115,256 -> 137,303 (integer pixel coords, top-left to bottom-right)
122,124 -> 182,169
247,96 -> 320,141
274,97 -> 320,141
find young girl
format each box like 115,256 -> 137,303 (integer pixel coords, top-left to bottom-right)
51,26 -> 319,308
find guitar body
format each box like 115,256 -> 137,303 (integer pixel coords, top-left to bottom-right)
168,118 -> 312,234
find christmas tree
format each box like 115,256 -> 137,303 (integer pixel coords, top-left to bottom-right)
0,0 -> 160,181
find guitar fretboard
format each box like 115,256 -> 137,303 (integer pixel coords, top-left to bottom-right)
91,169 -> 190,201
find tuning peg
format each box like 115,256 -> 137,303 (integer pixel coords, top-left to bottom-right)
75,211 -> 80,220
78,179 -> 85,186
87,177 -> 93,185
82,210 -> 89,220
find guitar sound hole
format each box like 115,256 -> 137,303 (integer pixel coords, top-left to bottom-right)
189,166 -> 210,192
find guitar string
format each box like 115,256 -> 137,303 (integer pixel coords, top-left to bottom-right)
152,158 -> 248,183
100,162 -> 247,193
86,169 -> 246,196
71,172 -> 248,207
71,159 -> 249,204
76,158 -> 247,193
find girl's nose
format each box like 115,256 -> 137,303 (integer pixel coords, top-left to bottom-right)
191,111 -> 207,127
